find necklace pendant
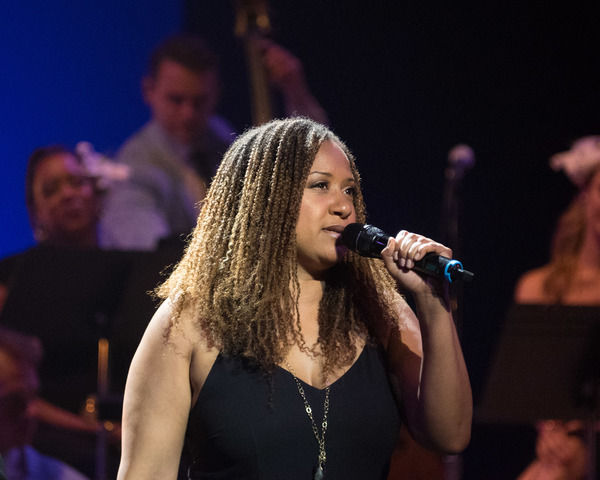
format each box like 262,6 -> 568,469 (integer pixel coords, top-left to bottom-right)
313,464 -> 324,480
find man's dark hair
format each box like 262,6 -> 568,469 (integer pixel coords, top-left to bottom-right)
147,34 -> 219,78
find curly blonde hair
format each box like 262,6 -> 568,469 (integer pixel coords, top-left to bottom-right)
543,192 -> 587,303
157,117 -> 400,372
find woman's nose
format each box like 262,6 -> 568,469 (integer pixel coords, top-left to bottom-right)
330,192 -> 352,218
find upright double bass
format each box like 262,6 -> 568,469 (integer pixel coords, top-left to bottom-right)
234,0 -> 274,126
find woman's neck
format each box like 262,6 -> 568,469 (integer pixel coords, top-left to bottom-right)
576,228 -> 600,270
292,273 -> 326,351
297,276 -> 324,305
45,227 -> 98,249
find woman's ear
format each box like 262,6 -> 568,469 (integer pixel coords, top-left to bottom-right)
33,224 -> 47,243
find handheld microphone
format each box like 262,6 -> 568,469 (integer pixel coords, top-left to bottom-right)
341,223 -> 474,283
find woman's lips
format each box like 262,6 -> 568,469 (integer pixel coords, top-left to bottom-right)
323,224 -> 345,234
323,225 -> 347,244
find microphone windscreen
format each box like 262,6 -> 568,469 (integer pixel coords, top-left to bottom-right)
448,144 -> 475,169
341,223 -> 389,258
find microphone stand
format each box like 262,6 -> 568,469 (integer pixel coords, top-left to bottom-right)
441,165 -> 464,333
440,144 -> 474,336
439,145 -> 474,480
95,337 -> 109,480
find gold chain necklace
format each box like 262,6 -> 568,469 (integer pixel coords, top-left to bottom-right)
285,361 -> 330,480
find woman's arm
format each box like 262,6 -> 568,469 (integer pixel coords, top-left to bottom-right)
117,301 -> 196,479
381,231 -> 472,454
33,398 -> 102,433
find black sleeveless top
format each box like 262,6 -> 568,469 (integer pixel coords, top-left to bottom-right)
185,345 -> 401,480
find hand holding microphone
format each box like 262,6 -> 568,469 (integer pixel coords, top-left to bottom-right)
341,223 -> 474,283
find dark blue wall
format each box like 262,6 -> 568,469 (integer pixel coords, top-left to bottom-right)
0,1 -> 182,256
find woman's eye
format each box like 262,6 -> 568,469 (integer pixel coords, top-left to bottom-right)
42,182 -> 59,198
310,181 -> 328,190
344,186 -> 356,196
68,176 -> 85,188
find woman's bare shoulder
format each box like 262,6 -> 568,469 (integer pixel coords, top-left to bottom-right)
140,299 -> 219,400
514,266 -> 552,304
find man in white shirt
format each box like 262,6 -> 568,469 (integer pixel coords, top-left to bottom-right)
100,34 -> 328,251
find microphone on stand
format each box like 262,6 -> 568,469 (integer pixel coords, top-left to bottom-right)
443,144 -> 476,480
441,144 -> 475,250
446,144 -> 475,182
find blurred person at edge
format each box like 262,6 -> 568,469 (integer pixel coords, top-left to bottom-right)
0,145 -> 120,479
515,136 -> 600,480
0,326 -> 89,480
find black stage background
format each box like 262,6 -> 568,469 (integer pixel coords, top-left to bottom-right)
184,2 -> 599,478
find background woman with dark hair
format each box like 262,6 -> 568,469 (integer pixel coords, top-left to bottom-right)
1,144 -> 103,313
24,145 -> 102,248
0,145 -> 119,478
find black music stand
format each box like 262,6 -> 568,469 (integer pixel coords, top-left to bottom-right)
0,246 -> 134,479
0,244 -> 184,479
476,304 -> 600,480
